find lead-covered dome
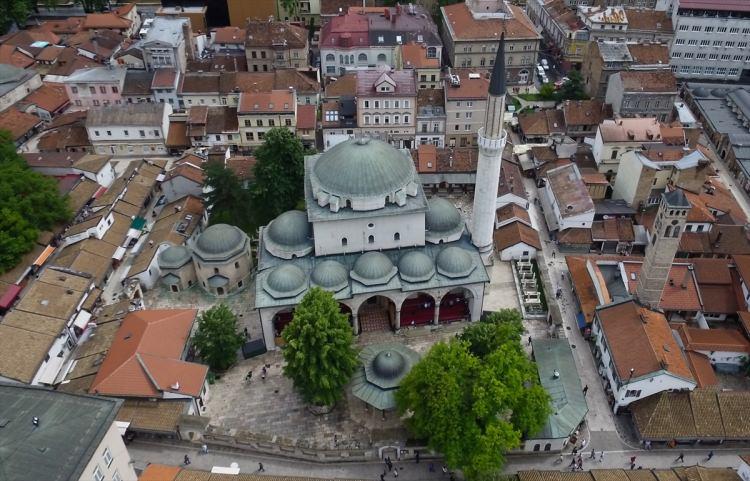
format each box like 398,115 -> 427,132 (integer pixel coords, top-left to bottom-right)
193,224 -> 248,261
372,350 -> 406,380
351,251 -> 398,286
263,264 -> 307,298
436,246 -> 476,278
425,197 -> 464,244
310,137 -> 419,211
310,260 -> 349,292
158,245 -> 192,269
264,210 -> 313,259
398,251 -> 435,283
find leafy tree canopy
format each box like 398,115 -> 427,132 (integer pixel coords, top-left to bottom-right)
0,130 -> 70,272
251,127 -> 305,226
192,304 -> 245,371
0,0 -> 31,35
279,0 -> 300,19
203,161 -> 256,232
396,311 -> 550,480
556,69 -> 588,101
282,287 -> 359,406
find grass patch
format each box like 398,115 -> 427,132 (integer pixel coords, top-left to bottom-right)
508,95 -> 522,111
518,93 -> 544,101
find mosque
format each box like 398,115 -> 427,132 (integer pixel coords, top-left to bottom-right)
254,36 -> 509,350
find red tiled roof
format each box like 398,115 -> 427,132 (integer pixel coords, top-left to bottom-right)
496,203 -> 531,225
441,2 -> 540,40
494,221 -> 541,251
0,45 -> 34,69
214,26 -> 246,44
20,83 -> 69,114
444,69 -> 489,99
684,351 -> 718,388
152,69 -> 177,89
678,324 -> 750,354
659,264 -> 702,312
597,300 -> 693,382
296,103 -> 317,130
401,42 -> 440,69
0,109 -> 42,141
238,90 -> 295,114
82,13 -> 131,30
416,143 -> 437,172
165,163 -> 204,185
89,310 -> 207,398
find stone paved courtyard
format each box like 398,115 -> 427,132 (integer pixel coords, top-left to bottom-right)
205,321 -> 475,450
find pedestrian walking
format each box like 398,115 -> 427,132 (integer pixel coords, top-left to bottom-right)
201,444 -> 208,454
381,473 -> 385,481
630,455 -> 637,465
590,448 -> 595,459
707,451 -> 714,461
243,327 -> 248,338
183,454 -> 191,465
644,440 -> 652,451
675,453 -> 684,463
599,451 -> 604,463
429,463 -> 435,472
415,450 -> 420,463
245,370 -> 253,382
258,462 -> 265,472
552,251 -> 556,258
630,463 -> 635,470
261,366 -> 267,380
569,458 -> 576,468
558,454 -> 564,464
583,385 -> 589,396
528,336 -> 532,345
442,465 -> 448,475
572,446 -> 578,456
393,467 -> 399,478
386,457 -> 393,472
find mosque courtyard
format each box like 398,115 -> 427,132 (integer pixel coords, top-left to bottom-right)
144,258 -> 523,450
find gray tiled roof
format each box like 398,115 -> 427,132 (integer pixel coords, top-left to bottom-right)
86,102 -> 167,127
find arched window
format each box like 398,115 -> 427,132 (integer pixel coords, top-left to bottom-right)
377,53 -> 386,62
394,232 -> 400,241
544,443 -> 551,451
673,226 -> 681,238
358,53 -> 367,62
235,261 -> 240,269
368,235 -> 374,244
664,226 -> 672,237
342,237 -> 348,246
326,53 -> 335,62
349,54 -> 354,64
339,54 -> 344,64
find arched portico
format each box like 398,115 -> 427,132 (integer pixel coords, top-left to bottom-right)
357,295 -> 397,333
400,293 -> 436,328
272,308 -> 295,346
438,287 -> 473,324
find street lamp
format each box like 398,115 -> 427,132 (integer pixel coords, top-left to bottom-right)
627,368 -> 635,386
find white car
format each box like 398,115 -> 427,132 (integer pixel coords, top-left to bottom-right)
537,65 -> 545,76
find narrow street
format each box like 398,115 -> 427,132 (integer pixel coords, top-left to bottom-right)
128,439 -> 750,479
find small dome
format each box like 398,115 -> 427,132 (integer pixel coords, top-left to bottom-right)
351,251 -> 397,286
692,87 -> 709,98
310,260 -> 349,292
711,88 -> 728,98
265,210 -> 313,259
194,224 -> 247,261
398,251 -> 435,283
425,197 -> 464,243
372,350 -> 406,380
436,246 -> 476,278
263,264 -> 307,298
311,137 -> 415,204
158,245 -> 191,269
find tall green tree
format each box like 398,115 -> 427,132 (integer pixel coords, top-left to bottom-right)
396,314 -> 550,480
76,0 -> 108,13
203,161 -> 257,233
192,304 -> 245,371
251,127 -> 305,226
0,0 -> 32,35
459,309 -> 524,359
0,209 -> 37,272
279,0 -> 300,19
0,130 -> 70,273
282,287 -> 359,407
556,69 -> 588,101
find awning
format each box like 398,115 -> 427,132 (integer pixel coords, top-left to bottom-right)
71,310 -> 92,330
93,186 -> 108,199
0,284 -> 22,310
32,245 -> 56,267
113,246 -> 126,260
130,216 -> 147,230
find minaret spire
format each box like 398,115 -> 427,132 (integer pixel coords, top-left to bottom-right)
470,34 -> 508,265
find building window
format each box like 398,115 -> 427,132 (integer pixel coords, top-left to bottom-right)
139,130 -> 145,137
89,86 -> 96,94
93,467 -> 105,481
625,389 -> 641,398
285,118 -> 292,126
214,268 -> 219,274
394,232 -> 400,241
113,471 -> 122,481
235,262 -> 240,269
341,237 -> 348,246
368,235 -> 374,244
358,53 -> 367,62
103,448 -> 113,467
93,100 -> 100,106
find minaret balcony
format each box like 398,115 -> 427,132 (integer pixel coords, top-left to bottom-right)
477,127 -> 507,151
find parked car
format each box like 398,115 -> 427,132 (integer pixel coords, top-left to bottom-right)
537,65 -> 545,76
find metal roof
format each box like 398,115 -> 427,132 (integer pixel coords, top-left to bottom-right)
350,343 -> 420,411
531,339 -> 588,440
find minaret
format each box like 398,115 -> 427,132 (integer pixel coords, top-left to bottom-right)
471,34 -> 508,265
635,190 -> 691,308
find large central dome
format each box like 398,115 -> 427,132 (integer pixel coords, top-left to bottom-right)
310,137 -> 418,211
